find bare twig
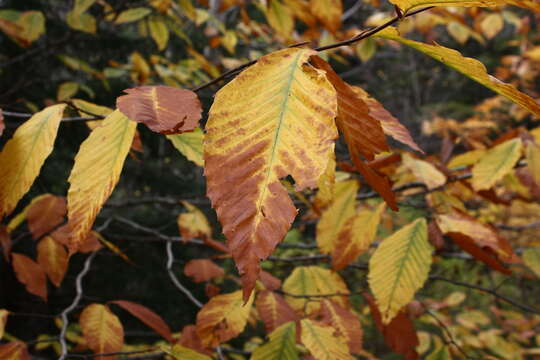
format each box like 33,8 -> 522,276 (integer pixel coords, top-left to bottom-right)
1,110 -> 102,122
115,216 -> 204,245
165,241 -> 203,308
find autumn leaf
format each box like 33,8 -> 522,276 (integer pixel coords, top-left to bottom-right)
80,304 -> 124,358
388,0 -> 507,14
472,138 -> 523,191
402,154 -> 446,190
178,201 -> 212,241
481,13 -> 504,39
148,16 -> 169,51
368,218 -> 432,324
114,7 -> 152,24
0,341 -> 30,360
27,194 -> 66,239
167,128 -> 204,166
184,259 -> 224,283
37,236 -> 68,287
204,48 -> 338,300
313,152 -> 336,212
376,28 -> 540,118
332,202 -> 385,270
67,110 -> 136,252
525,142 -> 540,185
0,226 -> 11,261
300,318 -> 354,360
316,180 -> 358,253
0,110 -> 4,137
310,0 -> 342,32
117,85 -> 201,134
255,291 -> 298,333
0,104 -> 66,219
265,0 -> 294,40
523,247 -> 540,277
259,270 -> 282,291
12,253 -> 47,301
110,300 -> 173,342
0,309 -> 7,340
320,299 -> 363,354
178,325 -> 212,356
164,344 -> 212,360
251,321 -> 299,360
282,266 -> 349,314
196,290 -> 254,347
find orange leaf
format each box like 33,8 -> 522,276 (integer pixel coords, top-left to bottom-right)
27,194 -> 66,239
365,293 -> 419,360
117,85 -> 202,134
320,299 -> 363,354
260,270 -> 282,291
256,291 -> 298,333
184,259 -> 225,283
0,309 -> 8,340
310,0 -> 342,32
37,236 -> 68,287
11,253 -> 47,301
0,341 -> 30,360
80,304 -> 124,358
355,158 -> 398,210
110,300 -> 173,342
178,325 -> 212,356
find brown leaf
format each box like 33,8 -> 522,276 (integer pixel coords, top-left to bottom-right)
205,283 -> 221,298
11,253 -> 47,301
110,300 -> 173,342
0,109 -> 4,137
51,225 -> 103,253
184,259 -> 225,283
27,194 -> 66,239
365,293 -> 419,360
321,299 -> 363,354
0,341 -> 30,360
37,236 -> 68,287
260,270 -> 282,291
0,225 -> 11,262
427,220 -> 444,250
256,291 -> 298,333
356,159 -> 398,210
178,325 -> 212,355
117,85 -> 202,134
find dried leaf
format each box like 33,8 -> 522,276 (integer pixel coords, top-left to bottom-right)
178,325 -> 211,355
196,290 -> 254,347
256,291 -> 298,333
0,341 -> 30,360
204,48 -> 338,300
251,321 -> 298,360
0,104 -> 66,219
178,201 -> 212,241
320,300 -> 363,354
0,309 -> 8,340
167,128 -> 204,166
368,218 -> 432,324
300,318 -> 354,360
310,0 -> 342,32
67,110 -> 136,252
110,300 -> 172,342
12,253 -> 47,301
184,259 -> 224,283
37,236 -> 68,287
472,138 -> 523,191
402,154 -> 446,190
117,85 -> 202,134
332,202 -> 385,270
27,194 -> 66,239
80,304 -> 124,358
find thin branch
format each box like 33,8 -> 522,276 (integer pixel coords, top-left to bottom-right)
115,216 -> 204,245
165,241 -> 203,308
267,254 -> 329,262
1,110 -> 102,122
59,251 -> 99,360
65,348 -> 158,359
497,221 -> 540,231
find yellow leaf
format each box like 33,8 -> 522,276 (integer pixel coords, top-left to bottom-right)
164,345 -> 212,360
16,11 -> 45,45
368,218 -> 432,324
0,309 -> 7,340
148,16 -> 169,51
57,82 -> 80,101
66,11 -> 96,34
402,154 -> 446,190
0,104 -> 66,219
447,149 -> 486,169
67,110 -> 136,252
320,299 -> 363,354
178,201 -> 212,240
472,138 -> 522,191
332,202 -> 385,270
356,38 -> 377,62
204,48 -> 338,300
300,319 -> 354,360
167,128 -> 204,166
114,7 -> 152,24
266,0 -> 294,40
282,266 -> 349,314
71,98 -> 113,117
447,21 -> 471,44
316,180 -> 358,253
80,304 -> 124,357
481,13 -> 504,39
523,247 -> 540,278
310,0 -> 342,32
387,0 -> 507,14
525,142 -> 540,185
195,291 -> 254,347
251,321 -> 299,360
313,152 -> 336,212
37,236 -> 68,287
376,27 -> 540,118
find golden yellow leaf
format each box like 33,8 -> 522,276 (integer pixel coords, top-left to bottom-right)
148,15 -> 169,51
402,154 -> 446,190
332,202 -> 385,270
310,0 -> 342,32
114,7 -> 152,24
178,201 -> 212,241
481,13 -> 504,39
316,180 -> 358,253
196,290 -> 254,347
266,0 -> 294,40
300,319 -> 354,360
368,218 -> 432,324
525,142 -> 540,185
282,266 -> 349,314
167,128 -> 204,166
388,0 -> 506,14
313,152 -> 336,212
204,48 -> 338,300
67,110 -> 136,252
523,247 -> 540,278
251,321 -> 299,360
447,149 -> 486,169
71,98 -> 113,117
471,138 -> 523,191
376,27 -> 540,118
0,309 -> 7,340
37,236 -> 68,287
165,344 -> 212,360
80,304 -> 124,358
320,300 -> 363,354
57,82 -> 79,101
0,104 -> 66,219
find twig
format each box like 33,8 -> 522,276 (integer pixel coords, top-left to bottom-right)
1,110 -> 102,122
115,216 -> 204,245
165,241 -> 203,308
497,221 -> 540,231
58,251 -> 99,360
267,254 -> 329,262
65,348 -> 158,359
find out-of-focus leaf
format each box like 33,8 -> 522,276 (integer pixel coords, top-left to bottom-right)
0,309 -> 8,340
310,0 -> 342,32
402,154 -> 446,190
0,10 -> 45,46
523,247 -> 540,277
12,253 -> 47,301
66,11 -> 96,34
110,300 -> 173,342
178,201 -> 212,241
167,128 -> 204,166
0,341 -> 30,360
525,142 -> 540,185
37,236 -> 68,287
148,16 -> 169,51
251,321 -> 298,360
80,304 -> 124,357
266,0 -> 294,40
388,0 -> 507,14
57,82 -> 79,101
164,345 -> 211,360
481,13 -> 504,39
300,318 -> 354,360
0,104 -> 66,219
184,259 -> 224,283
115,7 -> 152,24
472,138 -> 522,190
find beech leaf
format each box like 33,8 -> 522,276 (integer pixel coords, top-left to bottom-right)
184,259 -> 224,283
251,321 -> 298,360
0,309 -> 8,340
320,299 -> 363,354
388,0 -> 508,14
110,300 -> 173,342
255,291 -> 298,333
300,318 -> 354,360
27,194 -> 66,239
37,236 -> 68,287
12,253 -> 47,301
167,128 -> 204,166
80,304 -> 124,358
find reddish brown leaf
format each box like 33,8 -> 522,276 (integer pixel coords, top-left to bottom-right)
184,259 -> 225,283
37,236 -> 68,287
205,283 -> 221,298
321,299 -> 363,354
0,109 -> 4,137
256,291 -> 298,333
260,270 -> 282,291
202,237 -> 229,253
355,158 -> 398,211
0,341 -> 30,360
11,253 -> 47,301
178,325 -> 212,355
427,220 -> 444,250
110,300 -> 173,342
27,194 -> 66,239
117,85 -> 202,134
365,293 -> 419,360
51,225 -> 103,253
0,225 -> 11,261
